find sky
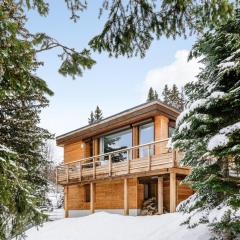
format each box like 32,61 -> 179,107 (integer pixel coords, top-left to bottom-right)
26,1 -> 201,162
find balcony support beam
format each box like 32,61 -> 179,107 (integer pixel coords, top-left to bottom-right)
124,178 -> 129,215
170,172 -> 177,213
90,182 -> 95,213
64,186 -> 69,218
158,176 -> 164,214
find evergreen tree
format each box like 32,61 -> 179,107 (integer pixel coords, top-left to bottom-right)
0,1 -> 53,239
162,84 -> 185,111
147,87 -> 158,102
154,90 -> 159,100
89,1 -> 234,58
88,111 -> 95,124
94,106 -> 103,122
179,88 -> 185,111
168,84 -> 181,109
162,85 -> 170,105
172,12 -> 240,239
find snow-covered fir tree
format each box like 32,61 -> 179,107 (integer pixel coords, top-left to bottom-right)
0,2 -> 53,239
172,11 -> 240,240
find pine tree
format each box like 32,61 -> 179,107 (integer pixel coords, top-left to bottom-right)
88,111 -> 95,124
162,85 -> 170,105
162,84 -> 185,111
147,87 -> 158,102
94,106 -> 103,122
172,11 -> 240,239
169,84 -> 181,109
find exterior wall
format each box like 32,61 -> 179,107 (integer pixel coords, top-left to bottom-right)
177,180 -> 194,205
66,178 -> 139,212
154,115 -> 169,154
64,141 -> 85,164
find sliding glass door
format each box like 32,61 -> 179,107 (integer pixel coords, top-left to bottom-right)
100,129 -> 132,162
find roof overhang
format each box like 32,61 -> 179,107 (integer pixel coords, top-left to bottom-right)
56,101 -> 180,146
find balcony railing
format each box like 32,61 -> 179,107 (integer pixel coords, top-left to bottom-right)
56,138 -> 184,185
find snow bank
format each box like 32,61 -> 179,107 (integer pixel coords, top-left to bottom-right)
23,212 -> 210,240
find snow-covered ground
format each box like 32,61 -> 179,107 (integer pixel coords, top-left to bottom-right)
24,212 -> 210,240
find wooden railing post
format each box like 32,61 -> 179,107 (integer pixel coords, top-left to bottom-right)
93,157 -> 96,179
172,149 -> 176,167
66,165 -> 69,183
108,154 -> 112,176
127,149 -> 130,174
79,162 -> 82,181
147,145 -> 151,171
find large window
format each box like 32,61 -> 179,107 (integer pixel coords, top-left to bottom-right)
100,129 -> 132,162
168,126 -> 175,137
139,122 -> 154,157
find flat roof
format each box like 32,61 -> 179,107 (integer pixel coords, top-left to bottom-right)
56,100 -> 180,146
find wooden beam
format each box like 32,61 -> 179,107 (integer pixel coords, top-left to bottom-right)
124,178 -> 129,215
64,186 -> 69,218
147,145 -> 151,171
90,182 -> 95,213
158,177 -> 163,214
172,149 -> 177,167
108,154 -> 112,176
132,126 -> 139,159
170,172 -> 177,213
127,150 -> 130,174
170,167 -> 190,175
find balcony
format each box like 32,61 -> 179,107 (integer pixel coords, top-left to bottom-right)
56,139 -> 185,185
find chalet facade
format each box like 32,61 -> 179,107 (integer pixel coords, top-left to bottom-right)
56,101 -> 193,217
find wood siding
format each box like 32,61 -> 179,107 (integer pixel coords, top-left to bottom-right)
66,178 -> 139,210
64,141 -> 85,164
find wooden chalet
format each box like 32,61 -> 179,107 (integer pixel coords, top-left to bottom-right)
56,101 -> 193,217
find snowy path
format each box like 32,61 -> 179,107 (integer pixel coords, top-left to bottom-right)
24,212 -> 210,240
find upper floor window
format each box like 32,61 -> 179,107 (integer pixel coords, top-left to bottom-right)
139,122 -> 154,157
168,126 -> 175,138
100,129 -> 132,162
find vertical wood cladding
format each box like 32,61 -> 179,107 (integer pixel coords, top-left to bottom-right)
64,141 -> 85,164
67,178 -> 139,210
154,115 -> 169,154
177,180 -> 193,205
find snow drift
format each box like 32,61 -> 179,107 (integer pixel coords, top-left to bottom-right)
23,212 -> 210,240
